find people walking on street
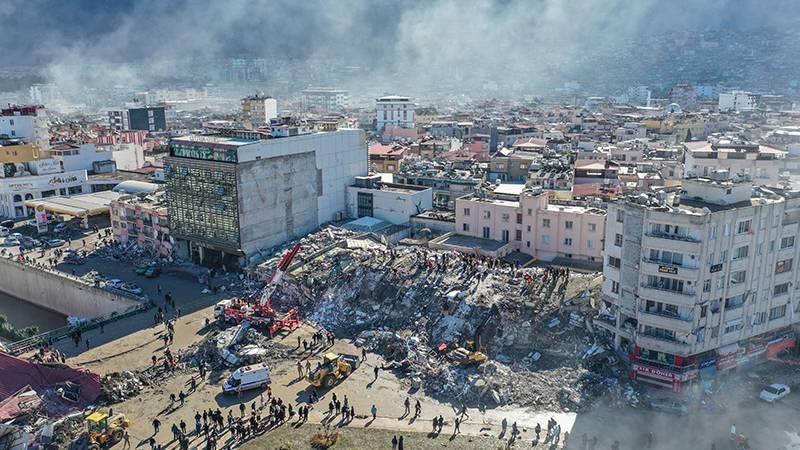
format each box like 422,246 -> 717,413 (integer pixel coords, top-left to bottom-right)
454,417 -> 461,434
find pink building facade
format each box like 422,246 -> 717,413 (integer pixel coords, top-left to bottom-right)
450,190 -> 606,264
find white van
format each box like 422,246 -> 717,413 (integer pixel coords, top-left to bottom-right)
222,363 -> 271,394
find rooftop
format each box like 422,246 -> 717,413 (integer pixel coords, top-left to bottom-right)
170,134 -> 260,147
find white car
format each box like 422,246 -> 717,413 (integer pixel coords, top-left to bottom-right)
2,237 -> 19,247
10,233 -> 23,241
760,383 -> 791,402
105,279 -> 123,289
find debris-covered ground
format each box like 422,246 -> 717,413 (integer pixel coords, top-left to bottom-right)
260,227 -> 630,412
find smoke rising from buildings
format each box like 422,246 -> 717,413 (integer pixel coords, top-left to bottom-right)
1,0 -> 798,96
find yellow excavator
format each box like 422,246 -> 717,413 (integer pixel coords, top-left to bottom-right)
85,411 -> 130,449
306,352 -> 361,388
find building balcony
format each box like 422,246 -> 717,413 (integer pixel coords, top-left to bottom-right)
643,233 -> 701,254
641,258 -> 699,280
638,310 -> 694,333
639,283 -> 696,305
636,333 -> 690,355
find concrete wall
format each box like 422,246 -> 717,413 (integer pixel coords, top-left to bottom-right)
238,152 -> 319,256
0,258 -> 138,318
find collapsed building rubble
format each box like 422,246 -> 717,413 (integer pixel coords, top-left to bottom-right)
263,227 -> 633,412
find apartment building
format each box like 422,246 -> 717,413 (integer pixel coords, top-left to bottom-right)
444,186 -> 606,265
301,88 -> 348,112
0,105 -> 49,152
375,96 -> 414,131
598,175 -> 799,391
684,138 -> 786,186
718,91 -> 757,112
368,143 -> 406,173
164,127 -> 367,267
110,191 -> 173,257
240,94 -> 278,127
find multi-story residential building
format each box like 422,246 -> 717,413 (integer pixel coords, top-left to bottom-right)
394,162 -> 483,210
240,94 -> 278,127
598,175 -> 800,391
669,84 -> 697,109
439,186 -> 605,265
486,150 -> 539,183
0,105 -> 49,152
368,143 -> 406,174
301,88 -> 348,112
0,138 -> 41,163
684,138 -> 786,186
718,91 -> 757,112
110,191 -> 173,257
108,106 -> 167,132
164,127 -> 367,267
375,96 -> 414,131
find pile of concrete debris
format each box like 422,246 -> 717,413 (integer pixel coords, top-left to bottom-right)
266,228 -> 629,411
100,371 -> 153,404
182,325 -> 289,369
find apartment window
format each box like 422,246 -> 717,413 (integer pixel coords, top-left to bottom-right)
776,258 -> 793,274
730,270 -> 746,285
482,227 -> 490,239
9,119 -> 13,126
611,280 -> 619,294
769,240 -> 776,252
502,213 -> 510,222
565,221 -> 574,230
703,279 -> 711,292
709,225 -> 717,240
758,243 -> 763,255
616,210 -> 624,223
463,208 -> 470,217
774,282 -> 790,297
700,305 -> 708,318
502,230 -> 510,242
527,208 -> 532,216
724,223 -> 730,236
708,252 -> 715,265
647,275 -> 684,293
462,223 -> 470,232
587,240 -> 594,249
564,238 -> 573,247
515,230 -> 522,241
721,249 -> 728,262
650,249 -> 684,266
752,312 -> 767,325
516,214 -> 522,225
588,223 -> 596,232
542,235 -> 551,245
607,256 -> 621,269
483,211 -> 491,219
641,325 -> 676,341
736,219 -> 752,234
781,236 -> 795,249
725,294 -> 745,310
526,241 -> 531,248
724,319 -> 743,334
542,218 -> 551,228
614,233 -> 623,247
732,246 -> 749,260
769,304 -> 787,321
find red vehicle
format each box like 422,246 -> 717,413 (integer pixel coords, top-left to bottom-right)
217,243 -> 302,336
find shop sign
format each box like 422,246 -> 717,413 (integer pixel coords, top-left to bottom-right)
710,263 -> 723,273
658,265 -> 678,274
48,175 -> 78,186
716,353 -> 737,370
633,364 -> 675,380
699,358 -> 717,369
8,182 -> 34,192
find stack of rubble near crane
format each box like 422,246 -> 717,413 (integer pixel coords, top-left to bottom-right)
265,227 -> 631,412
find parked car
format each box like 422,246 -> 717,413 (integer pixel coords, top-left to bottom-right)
0,227 -> 9,237
53,223 -> 67,232
649,399 -> 688,415
10,232 -> 23,241
104,279 -> 123,289
144,266 -> 161,278
42,238 -> 66,248
135,263 -> 151,275
19,237 -> 40,249
2,237 -> 19,247
0,220 -> 15,229
64,254 -> 86,265
760,384 -> 791,402
120,283 -> 143,295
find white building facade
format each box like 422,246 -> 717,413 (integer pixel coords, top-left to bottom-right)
598,177 -> 800,391
718,91 -> 757,112
346,177 -> 433,224
375,96 -> 414,131
0,105 -> 50,152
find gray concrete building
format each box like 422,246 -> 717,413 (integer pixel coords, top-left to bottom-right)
165,128 -> 367,267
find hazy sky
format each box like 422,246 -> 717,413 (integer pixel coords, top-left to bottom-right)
1,0 -> 798,93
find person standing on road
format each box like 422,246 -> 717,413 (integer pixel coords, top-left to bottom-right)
392,435 -> 398,450
297,361 -> 303,378
362,347 -> 367,361
122,429 -> 131,449
403,397 -> 410,416
152,418 -> 161,434
454,417 -> 461,434
373,365 -> 379,381
398,435 -> 404,450
371,404 -> 377,421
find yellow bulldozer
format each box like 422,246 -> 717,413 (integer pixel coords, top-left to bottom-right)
447,347 -> 488,366
306,352 -> 361,388
85,411 -> 130,449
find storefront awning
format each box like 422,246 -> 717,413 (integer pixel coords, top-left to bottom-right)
24,191 -> 123,217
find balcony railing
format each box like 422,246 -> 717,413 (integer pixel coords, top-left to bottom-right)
640,282 -> 695,297
637,331 -> 689,347
641,257 -> 699,270
639,308 -> 693,322
645,231 -> 700,243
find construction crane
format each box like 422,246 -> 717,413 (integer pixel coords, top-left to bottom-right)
218,243 -> 302,336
